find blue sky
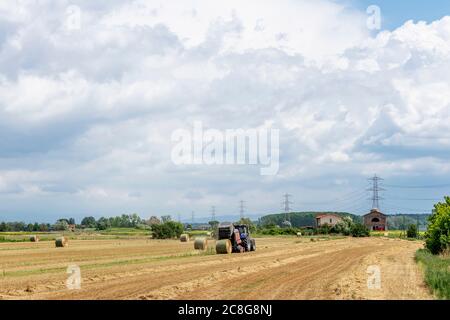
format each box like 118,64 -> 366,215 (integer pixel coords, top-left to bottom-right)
349,0 -> 450,30
0,0 -> 449,223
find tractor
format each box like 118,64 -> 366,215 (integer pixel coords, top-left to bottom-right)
215,223 -> 256,254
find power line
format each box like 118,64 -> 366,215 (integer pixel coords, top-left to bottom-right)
368,174 -> 384,210
386,197 -> 442,201
239,200 -> 245,220
301,188 -> 368,205
383,201 -> 432,213
211,206 -> 216,222
385,183 -> 450,189
334,197 -> 372,214
282,193 -> 293,222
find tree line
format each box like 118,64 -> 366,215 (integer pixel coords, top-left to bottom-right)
0,214 -> 150,232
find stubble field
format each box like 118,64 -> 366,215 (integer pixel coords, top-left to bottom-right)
0,236 -> 433,300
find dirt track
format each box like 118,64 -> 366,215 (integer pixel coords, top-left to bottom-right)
0,237 -> 433,300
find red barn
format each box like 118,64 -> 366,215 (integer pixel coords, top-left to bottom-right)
363,209 -> 387,231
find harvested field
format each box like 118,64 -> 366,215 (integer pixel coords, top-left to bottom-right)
0,237 -> 433,300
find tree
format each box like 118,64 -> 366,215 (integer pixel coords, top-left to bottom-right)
120,214 -> 131,227
147,216 -> 161,226
68,218 -> 76,225
152,221 -> 184,239
350,223 -> 370,237
81,217 -> 97,228
407,224 -> 418,238
129,213 -> 142,227
53,220 -> 69,231
96,217 -> 111,230
208,220 -> 220,230
334,216 -> 354,236
425,197 -> 450,254
161,215 -> 172,223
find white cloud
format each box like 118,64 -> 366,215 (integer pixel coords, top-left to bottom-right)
0,1 -> 449,221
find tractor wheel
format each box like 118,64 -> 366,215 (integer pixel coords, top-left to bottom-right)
250,239 -> 256,251
242,239 -> 252,252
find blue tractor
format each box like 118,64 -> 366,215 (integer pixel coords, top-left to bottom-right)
215,223 -> 256,254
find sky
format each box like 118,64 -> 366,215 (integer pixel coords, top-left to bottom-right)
0,0 -> 449,223
349,0 -> 450,30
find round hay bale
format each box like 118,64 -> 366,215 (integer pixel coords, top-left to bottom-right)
30,235 -> 40,242
180,234 -> 189,242
194,238 -> 208,250
55,237 -> 68,247
216,239 -> 232,254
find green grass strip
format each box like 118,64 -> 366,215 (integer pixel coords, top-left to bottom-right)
415,249 -> 450,300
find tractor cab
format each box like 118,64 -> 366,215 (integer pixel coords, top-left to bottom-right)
234,224 -> 249,238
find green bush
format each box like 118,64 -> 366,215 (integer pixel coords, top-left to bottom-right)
415,249 -> 450,299
136,224 -> 151,230
333,216 -> 354,236
350,223 -> 370,237
151,221 -> 184,239
299,228 -> 314,236
259,227 -> 299,236
315,224 -> 333,235
407,224 -> 418,238
425,197 -> 450,255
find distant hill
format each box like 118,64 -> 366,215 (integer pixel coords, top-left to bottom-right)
387,214 -> 430,231
187,212 -> 431,231
260,212 -> 361,228
259,212 -> 431,231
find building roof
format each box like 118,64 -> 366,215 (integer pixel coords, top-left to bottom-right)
363,208 -> 386,217
315,213 -> 342,219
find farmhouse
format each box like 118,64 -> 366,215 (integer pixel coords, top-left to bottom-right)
315,213 -> 342,227
363,209 -> 387,231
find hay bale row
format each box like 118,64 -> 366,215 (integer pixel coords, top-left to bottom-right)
180,234 -> 189,242
194,238 -> 208,250
55,237 -> 68,247
30,235 -> 40,242
216,239 -> 232,254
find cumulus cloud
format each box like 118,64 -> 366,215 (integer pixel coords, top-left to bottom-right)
0,1 -> 449,221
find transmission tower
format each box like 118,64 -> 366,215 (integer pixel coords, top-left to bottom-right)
211,206 -> 216,222
282,193 -> 293,222
239,200 -> 245,220
368,174 -> 385,210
